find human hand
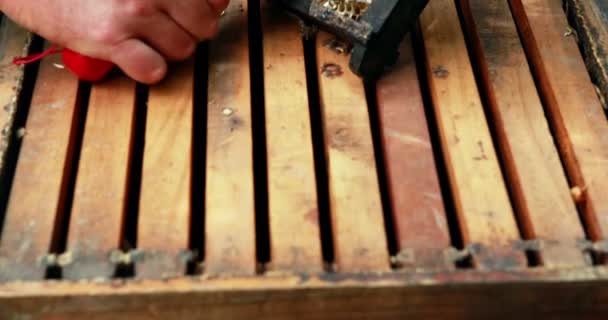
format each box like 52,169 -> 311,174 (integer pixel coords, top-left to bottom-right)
1,0 -> 229,84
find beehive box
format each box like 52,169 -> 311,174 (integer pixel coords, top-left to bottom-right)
1,0 -> 608,318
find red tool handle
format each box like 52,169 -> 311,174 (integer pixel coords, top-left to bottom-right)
13,47 -> 115,82
61,48 -> 115,82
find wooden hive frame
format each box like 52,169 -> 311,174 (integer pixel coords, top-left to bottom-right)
1,0 -> 608,318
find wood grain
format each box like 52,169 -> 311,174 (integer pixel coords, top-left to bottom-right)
0,18 -> 30,171
511,0 -> 608,249
260,0 -> 323,272
375,35 -> 451,269
460,0 -> 588,268
0,45 -> 79,281
315,31 -> 390,272
419,0 -> 526,269
204,0 -> 257,276
136,59 -> 194,279
2,270 -> 608,319
63,76 -> 137,280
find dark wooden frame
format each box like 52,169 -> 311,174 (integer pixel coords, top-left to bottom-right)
1,267 -> 608,319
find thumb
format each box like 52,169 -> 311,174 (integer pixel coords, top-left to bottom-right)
110,39 -> 167,84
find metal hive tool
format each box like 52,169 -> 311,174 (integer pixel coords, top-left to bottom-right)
277,0 -> 429,79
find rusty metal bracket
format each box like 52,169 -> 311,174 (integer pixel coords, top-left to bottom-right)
390,248 -> 416,266
38,252 -> 74,268
579,240 -> 608,254
513,239 -> 543,252
177,249 -> 197,264
108,249 -> 145,265
444,243 -> 482,263
108,249 -> 197,266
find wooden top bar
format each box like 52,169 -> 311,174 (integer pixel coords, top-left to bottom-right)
462,0 -> 588,268
204,0 -> 257,276
315,31 -> 390,272
419,0 -> 526,270
0,44 -> 80,281
261,0 -> 324,273
513,0 -> 608,253
137,58 -> 195,279
375,35 -> 451,270
63,76 -> 138,280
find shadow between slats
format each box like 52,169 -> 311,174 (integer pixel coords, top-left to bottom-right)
116,83 -> 148,278
363,81 -> 399,261
188,43 -> 209,276
411,24 -> 470,269
248,0 -> 271,273
303,31 -> 336,270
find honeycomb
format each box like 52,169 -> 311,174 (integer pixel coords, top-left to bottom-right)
318,0 -> 372,20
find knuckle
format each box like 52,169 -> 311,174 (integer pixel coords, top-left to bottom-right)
91,22 -> 120,45
123,0 -> 155,17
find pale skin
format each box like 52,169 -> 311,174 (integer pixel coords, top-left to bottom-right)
0,0 -> 230,84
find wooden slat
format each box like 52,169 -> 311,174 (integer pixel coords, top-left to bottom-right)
459,0 -> 588,268
315,31 -> 390,272
512,0 -> 608,250
0,45 -> 79,281
260,0 -> 323,272
0,17 -> 30,171
63,76 -> 137,280
375,35 -> 451,269
418,0 -> 526,269
136,58 -> 194,279
205,0 -> 257,276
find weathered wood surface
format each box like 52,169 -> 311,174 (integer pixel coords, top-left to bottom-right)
1,269 -> 608,319
204,0 -> 257,276
0,0 -> 606,318
316,31 -> 390,272
419,0 -> 526,270
136,58 -> 194,279
512,0 -> 608,254
375,35 -> 451,270
461,0 -> 588,268
0,43 -> 79,281
63,76 -> 138,280
0,17 -> 30,173
260,0 -> 323,272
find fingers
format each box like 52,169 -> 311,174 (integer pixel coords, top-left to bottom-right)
110,38 -> 167,84
162,0 -> 223,41
207,0 -> 230,15
134,12 -> 197,61
94,0 -> 229,83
